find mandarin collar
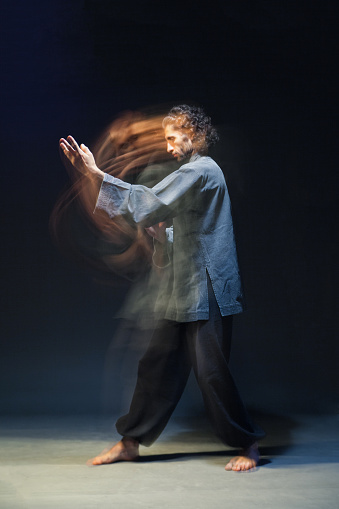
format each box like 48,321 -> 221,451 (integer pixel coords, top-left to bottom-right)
189,153 -> 202,163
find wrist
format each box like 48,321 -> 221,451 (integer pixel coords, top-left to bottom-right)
93,167 -> 105,180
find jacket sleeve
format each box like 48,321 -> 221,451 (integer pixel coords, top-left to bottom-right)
94,165 -> 203,227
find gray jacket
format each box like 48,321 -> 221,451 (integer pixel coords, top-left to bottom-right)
95,154 -> 244,321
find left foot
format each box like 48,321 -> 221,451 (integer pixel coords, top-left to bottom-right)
225,442 -> 259,472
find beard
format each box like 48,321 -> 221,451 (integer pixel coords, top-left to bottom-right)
177,140 -> 194,161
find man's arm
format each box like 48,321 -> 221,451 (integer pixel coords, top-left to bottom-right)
60,135 -> 202,228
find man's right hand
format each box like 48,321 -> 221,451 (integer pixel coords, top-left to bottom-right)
59,135 -> 104,179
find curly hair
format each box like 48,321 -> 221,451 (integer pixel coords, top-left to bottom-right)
162,104 -> 219,154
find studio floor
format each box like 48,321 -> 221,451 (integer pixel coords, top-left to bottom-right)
0,412 -> 338,509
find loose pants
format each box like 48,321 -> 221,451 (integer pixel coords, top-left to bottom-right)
116,280 -> 264,448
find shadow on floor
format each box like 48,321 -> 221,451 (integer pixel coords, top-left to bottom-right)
136,450 -> 271,467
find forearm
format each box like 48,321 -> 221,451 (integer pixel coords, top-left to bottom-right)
95,166 -> 201,226
95,174 -> 172,226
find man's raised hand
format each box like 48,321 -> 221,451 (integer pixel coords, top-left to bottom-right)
59,135 -> 104,179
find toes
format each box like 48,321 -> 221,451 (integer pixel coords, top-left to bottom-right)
226,455 -> 257,472
225,460 -> 235,470
87,455 -> 108,466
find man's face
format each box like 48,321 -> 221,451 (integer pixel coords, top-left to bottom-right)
164,124 -> 193,161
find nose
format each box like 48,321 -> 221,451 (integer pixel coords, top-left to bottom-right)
167,141 -> 174,153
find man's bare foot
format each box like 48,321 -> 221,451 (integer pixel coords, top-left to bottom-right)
225,442 -> 259,472
86,437 -> 139,466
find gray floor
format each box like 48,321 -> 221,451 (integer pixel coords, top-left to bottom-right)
0,413 -> 338,509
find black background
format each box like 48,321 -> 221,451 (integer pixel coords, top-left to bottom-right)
1,1 -> 338,417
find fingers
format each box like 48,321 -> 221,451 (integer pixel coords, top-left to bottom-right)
67,135 -> 81,152
59,136 -> 83,154
59,138 -> 68,150
145,226 -> 156,238
59,139 -> 72,160
59,137 -> 75,155
59,137 -> 88,168
80,143 -> 93,156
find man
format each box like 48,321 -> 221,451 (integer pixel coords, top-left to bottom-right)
60,105 -> 264,471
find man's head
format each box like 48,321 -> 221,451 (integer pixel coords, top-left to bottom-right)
163,105 -> 218,160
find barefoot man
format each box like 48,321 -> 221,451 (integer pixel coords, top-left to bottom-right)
60,104 -> 265,471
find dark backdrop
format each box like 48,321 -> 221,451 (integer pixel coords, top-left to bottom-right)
1,1 -> 338,417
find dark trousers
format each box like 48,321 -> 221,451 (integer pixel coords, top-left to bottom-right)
116,281 -> 264,448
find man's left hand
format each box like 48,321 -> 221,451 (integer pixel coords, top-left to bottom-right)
145,222 -> 167,243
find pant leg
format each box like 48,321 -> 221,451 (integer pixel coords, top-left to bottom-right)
116,320 -> 192,446
186,280 -> 265,448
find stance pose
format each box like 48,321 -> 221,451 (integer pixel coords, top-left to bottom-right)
60,105 -> 264,471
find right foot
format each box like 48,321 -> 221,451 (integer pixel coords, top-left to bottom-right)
87,437 -> 139,466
